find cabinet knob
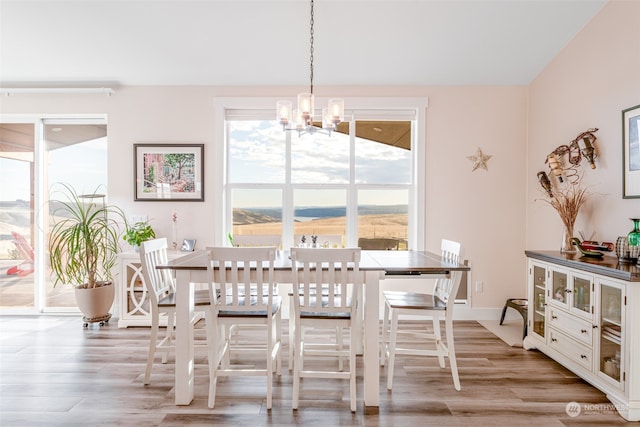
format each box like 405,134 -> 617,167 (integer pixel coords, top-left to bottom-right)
551,338 -> 557,342
551,315 -> 558,320
580,354 -> 587,359
581,329 -> 587,334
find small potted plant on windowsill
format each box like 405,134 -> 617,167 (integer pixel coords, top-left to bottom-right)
123,220 -> 156,251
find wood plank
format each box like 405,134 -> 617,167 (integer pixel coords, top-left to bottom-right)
0,317 -> 628,425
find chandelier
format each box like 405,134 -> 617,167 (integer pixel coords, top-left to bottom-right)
276,0 -> 344,136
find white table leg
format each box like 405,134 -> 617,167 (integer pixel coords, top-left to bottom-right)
174,269 -> 195,405
363,270 -> 381,407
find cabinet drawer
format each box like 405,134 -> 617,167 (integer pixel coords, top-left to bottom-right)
548,307 -> 593,346
549,328 -> 592,371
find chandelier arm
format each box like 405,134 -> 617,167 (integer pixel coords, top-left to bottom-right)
277,0 -> 343,135
309,0 -> 314,95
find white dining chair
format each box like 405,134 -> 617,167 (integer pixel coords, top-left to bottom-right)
290,247 -> 361,413
232,234 -> 282,248
139,237 -> 211,385
380,239 -> 463,391
205,246 -> 282,409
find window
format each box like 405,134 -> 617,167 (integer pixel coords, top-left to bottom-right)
215,98 -> 426,250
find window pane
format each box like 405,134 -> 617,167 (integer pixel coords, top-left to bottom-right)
293,189 -> 346,247
231,188 -> 282,240
228,120 -> 285,183
292,127 -> 350,184
357,189 -> 408,250
355,120 -> 412,184
46,123 -> 108,308
0,123 -> 35,309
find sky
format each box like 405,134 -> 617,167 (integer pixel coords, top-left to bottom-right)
228,120 -> 411,208
0,136 -> 107,202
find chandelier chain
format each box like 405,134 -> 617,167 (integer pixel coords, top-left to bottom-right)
309,0 -> 315,95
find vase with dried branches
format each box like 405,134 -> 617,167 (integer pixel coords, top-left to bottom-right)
539,174 -> 590,253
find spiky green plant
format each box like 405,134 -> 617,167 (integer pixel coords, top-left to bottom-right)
48,183 -> 126,288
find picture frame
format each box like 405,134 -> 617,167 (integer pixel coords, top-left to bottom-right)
134,143 -> 204,201
623,105 -> 640,198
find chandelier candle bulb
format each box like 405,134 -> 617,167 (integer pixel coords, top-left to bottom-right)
277,100 -> 292,125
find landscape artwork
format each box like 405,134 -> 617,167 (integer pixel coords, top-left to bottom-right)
134,144 -> 204,201
623,105 -> 640,198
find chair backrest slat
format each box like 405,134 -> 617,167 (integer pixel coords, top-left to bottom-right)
207,246 -> 276,312
434,239 -> 463,309
140,238 -> 174,308
291,248 -> 361,314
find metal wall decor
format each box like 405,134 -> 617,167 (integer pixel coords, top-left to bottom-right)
467,147 -> 492,172
541,128 -> 598,186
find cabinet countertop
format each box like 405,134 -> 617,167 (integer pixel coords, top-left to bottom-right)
525,250 -> 640,282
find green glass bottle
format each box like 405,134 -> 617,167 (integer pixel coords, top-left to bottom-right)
628,218 -> 640,246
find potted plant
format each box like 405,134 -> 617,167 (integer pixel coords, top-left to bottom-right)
48,183 -> 126,326
123,220 -> 156,250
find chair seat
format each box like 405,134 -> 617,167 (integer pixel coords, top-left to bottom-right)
158,289 -> 211,307
218,295 -> 282,317
384,291 -> 446,310
300,310 -> 351,319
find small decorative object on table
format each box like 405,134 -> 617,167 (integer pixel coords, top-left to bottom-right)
123,220 -> 156,252
181,239 -> 196,252
628,218 -> 640,246
172,211 -> 178,250
616,236 -> 630,261
571,238 -> 604,258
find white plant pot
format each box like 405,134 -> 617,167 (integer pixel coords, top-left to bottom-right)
74,282 -> 115,322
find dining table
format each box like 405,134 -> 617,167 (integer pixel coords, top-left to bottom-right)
157,249 -> 470,409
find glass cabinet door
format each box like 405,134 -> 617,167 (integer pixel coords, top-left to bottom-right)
549,268 -> 569,310
598,280 -> 623,384
531,263 -> 546,338
571,271 -> 592,317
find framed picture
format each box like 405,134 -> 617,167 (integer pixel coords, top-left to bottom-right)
623,104 -> 640,198
134,143 -> 204,201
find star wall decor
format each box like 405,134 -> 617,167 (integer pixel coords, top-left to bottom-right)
467,147 -> 492,172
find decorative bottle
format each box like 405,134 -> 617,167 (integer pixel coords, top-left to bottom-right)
628,218 -> 640,247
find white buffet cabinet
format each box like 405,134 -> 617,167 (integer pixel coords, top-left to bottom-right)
117,250 -> 184,328
524,250 -> 640,421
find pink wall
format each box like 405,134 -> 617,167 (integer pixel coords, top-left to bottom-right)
528,0 -> 640,251
13,2 -> 639,312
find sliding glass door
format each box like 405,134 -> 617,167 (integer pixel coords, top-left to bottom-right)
0,117 -> 107,313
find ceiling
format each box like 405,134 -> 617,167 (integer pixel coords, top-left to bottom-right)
0,0 -> 607,88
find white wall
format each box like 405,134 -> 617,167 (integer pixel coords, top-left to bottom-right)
527,0 -> 640,251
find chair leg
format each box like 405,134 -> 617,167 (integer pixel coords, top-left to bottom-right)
386,310 -> 399,390
276,309 -> 282,376
432,317 -> 445,368
350,322 -> 357,413
292,320 -> 302,410
288,295 -> 295,371
144,313 -> 160,385
205,311 -> 218,409
337,326 -> 344,371
266,321 -> 274,410
380,300 -> 390,366
499,302 -> 508,325
446,318 -> 461,391
162,312 -> 175,364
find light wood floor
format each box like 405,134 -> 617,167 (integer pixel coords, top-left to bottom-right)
0,316 -> 632,426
